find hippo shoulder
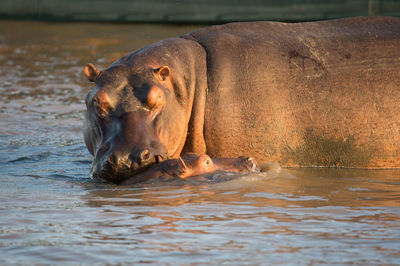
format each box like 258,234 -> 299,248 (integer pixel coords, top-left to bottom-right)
113,37 -> 207,67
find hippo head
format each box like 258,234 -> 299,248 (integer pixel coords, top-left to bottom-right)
83,61 -> 191,183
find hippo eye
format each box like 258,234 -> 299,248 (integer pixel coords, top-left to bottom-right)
147,87 -> 164,110
148,94 -> 162,109
93,98 -> 111,119
203,158 -> 212,168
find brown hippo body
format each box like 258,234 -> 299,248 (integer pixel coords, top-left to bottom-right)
121,154 -> 259,185
186,16 -> 400,168
84,17 -> 400,183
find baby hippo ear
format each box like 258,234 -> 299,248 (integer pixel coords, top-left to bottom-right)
154,66 -> 170,81
84,63 -> 101,82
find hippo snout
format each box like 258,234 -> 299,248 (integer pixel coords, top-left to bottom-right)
91,148 -> 167,183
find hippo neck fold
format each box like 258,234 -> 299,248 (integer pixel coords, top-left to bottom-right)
176,36 -> 208,156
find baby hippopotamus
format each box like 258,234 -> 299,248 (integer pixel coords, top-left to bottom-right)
121,153 -> 259,185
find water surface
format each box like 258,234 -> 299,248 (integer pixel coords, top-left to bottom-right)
1,20 -> 400,265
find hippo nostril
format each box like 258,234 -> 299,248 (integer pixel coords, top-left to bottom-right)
131,149 -> 165,166
131,160 -> 139,171
107,152 -> 118,165
155,154 -> 165,163
140,149 -> 151,162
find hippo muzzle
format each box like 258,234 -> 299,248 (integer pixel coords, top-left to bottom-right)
90,110 -> 168,183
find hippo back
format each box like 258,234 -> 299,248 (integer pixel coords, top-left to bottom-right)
184,17 -> 400,167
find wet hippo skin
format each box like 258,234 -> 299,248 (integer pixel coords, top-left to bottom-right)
121,153 -> 259,185
83,16 -> 400,182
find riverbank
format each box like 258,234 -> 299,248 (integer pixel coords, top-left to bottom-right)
1,0 -> 399,23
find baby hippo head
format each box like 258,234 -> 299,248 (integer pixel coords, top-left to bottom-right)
177,153 -> 259,178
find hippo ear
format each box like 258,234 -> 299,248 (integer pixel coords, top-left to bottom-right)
84,63 -> 101,82
154,66 -> 170,81
177,157 -> 190,178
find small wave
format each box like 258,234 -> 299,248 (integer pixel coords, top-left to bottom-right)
8,152 -> 52,163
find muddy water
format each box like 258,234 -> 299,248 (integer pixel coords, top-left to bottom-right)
1,20 -> 400,265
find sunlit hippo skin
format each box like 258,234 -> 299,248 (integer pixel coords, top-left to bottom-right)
120,153 -> 259,185
84,16 -> 400,182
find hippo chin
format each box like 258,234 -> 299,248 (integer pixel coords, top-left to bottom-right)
84,16 -> 400,183
120,153 -> 259,185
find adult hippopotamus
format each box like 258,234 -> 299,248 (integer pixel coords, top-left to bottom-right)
83,16 -> 400,183
121,153 -> 259,185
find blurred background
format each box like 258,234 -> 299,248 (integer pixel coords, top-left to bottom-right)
1,0 -> 399,23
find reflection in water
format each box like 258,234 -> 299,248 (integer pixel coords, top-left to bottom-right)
80,169 -> 400,264
86,168 -> 400,209
1,20 -> 400,264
